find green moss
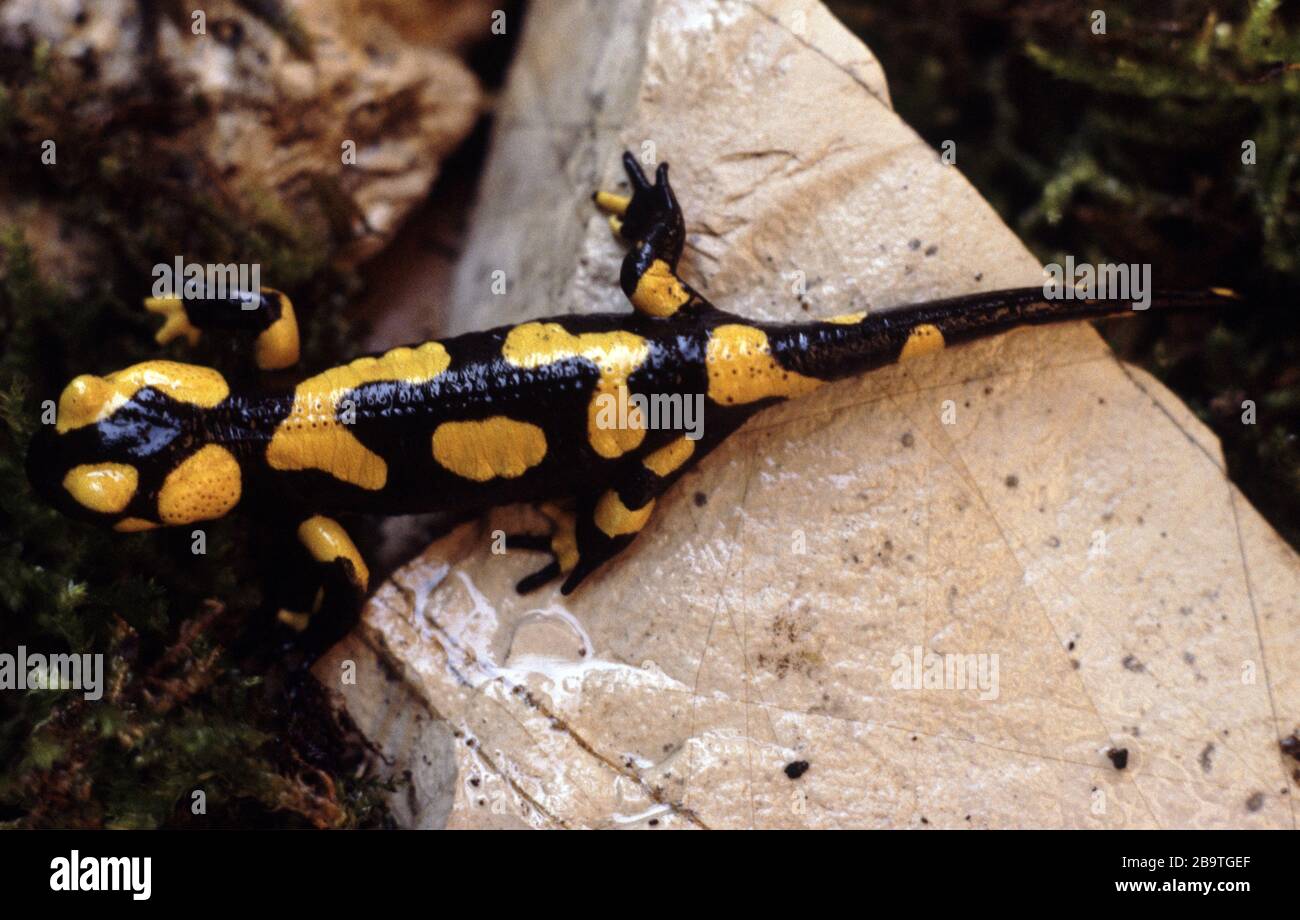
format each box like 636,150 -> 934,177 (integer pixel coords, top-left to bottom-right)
0,37 -> 387,827
833,0 -> 1300,550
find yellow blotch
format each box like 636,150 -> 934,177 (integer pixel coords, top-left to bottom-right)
266,341 -> 452,490
643,436 -> 696,478
630,259 -> 691,318
705,324 -> 824,406
1210,287 -> 1241,300
297,515 -> 369,591
62,463 -> 138,514
898,323 -> 945,361
277,609 -> 311,632
594,190 -> 630,216
540,502 -> 579,574
157,444 -> 242,524
276,587 -> 324,631
502,323 -> 651,459
56,361 -> 228,433
115,517 -> 160,533
255,293 -> 300,370
432,416 -> 547,482
827,311 -> 867,325
144,296 -> 201,346
594,491 -> 655,538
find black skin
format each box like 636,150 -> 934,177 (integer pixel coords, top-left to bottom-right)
178,288 -> 288,333
27,153 -> 1238,607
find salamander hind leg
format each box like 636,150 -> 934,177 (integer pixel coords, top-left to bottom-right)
507,501 -> 580,594
508,488 -> 654,596
511,432 -> 716,595
593,151 -> 699,319
561,486 -> 655,594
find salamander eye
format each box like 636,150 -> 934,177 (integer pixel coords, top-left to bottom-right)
56,374 -> 115,433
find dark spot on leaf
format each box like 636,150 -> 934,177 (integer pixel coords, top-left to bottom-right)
1280,732 -> 1300,762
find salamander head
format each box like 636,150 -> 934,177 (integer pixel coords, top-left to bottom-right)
27,360 -> 243,531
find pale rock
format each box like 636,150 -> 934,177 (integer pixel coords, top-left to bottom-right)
0,0 -> 488,267
317,0 -> 1300,828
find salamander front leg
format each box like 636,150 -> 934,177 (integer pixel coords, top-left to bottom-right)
593,151 -> 700,319
296,515 -> 369,593
144,288 -> 300,370
273,514 -> 370,631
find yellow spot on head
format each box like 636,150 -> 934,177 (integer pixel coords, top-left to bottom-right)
432,416 -> 547,482
144,296 -> 201,347
502,323 -> 651,459
157,444 -> 242,525
56,375 -> 114,434
827,311 -> 867,325
56,361 -> 228,433
255,291 -> 300,370
898,323 -> 945,361
643,436 -> 696,478
630,259 -> 691,318
266,341 -> 452,489
115,517 -> 160,533
594,490 -> 655,538
297,515 -> 369,591
705,324 -> 824,406
62,463 -> 138,514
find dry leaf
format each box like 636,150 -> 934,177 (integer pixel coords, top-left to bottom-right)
316,0 -> 1300,829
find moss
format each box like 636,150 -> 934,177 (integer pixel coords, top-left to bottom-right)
833,0 -> 1300,549
0,35 -> 387,827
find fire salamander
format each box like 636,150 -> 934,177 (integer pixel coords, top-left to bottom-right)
27,153 -> 1237,627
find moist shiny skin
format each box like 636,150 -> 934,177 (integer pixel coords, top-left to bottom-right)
28,152 -> 1237,603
